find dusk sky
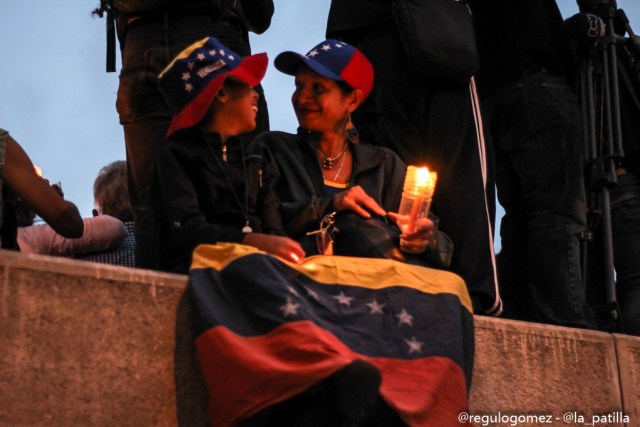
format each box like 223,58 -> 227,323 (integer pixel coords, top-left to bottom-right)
1,0 -> 639,252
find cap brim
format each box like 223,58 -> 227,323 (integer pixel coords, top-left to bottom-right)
275,51 -> 344,82
166,52 -> 268,138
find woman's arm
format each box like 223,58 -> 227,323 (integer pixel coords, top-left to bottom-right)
4,135 -> 83,238
18,215 -> 127,256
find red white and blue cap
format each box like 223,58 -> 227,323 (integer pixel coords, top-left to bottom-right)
158,37 -> 268,138
274,39 -> 374,100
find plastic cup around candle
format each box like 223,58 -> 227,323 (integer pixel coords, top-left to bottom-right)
397,166 -> 437,234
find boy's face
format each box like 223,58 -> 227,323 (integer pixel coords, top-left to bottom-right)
213,78 -> 259,135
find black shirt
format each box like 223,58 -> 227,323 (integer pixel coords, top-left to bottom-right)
469,0 -> 575,97
326,0 -> 391,38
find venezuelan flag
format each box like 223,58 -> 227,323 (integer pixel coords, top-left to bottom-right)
189,243 -> 474,426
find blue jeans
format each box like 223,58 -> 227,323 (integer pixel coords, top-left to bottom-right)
484,71 -> 595,328
611,173 -> 640,335
116,14 -> 269,269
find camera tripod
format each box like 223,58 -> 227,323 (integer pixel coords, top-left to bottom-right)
569,0 -> 640,331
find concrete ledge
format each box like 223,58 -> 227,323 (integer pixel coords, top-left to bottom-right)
0,250 -> 207,427
0,250 -> 638,426
471,316 -> 624,426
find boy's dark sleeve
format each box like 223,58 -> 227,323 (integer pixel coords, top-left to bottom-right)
253,133 -> 335,238
253,144 -> 286,236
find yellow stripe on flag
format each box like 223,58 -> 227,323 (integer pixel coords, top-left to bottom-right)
191,243 -> 472,313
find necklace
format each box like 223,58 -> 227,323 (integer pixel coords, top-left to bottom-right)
207,135 -> 253,234
323,149 -> 349,184
317,142 -> 348,170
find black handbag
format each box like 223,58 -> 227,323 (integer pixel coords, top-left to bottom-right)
332,212 -> 407,262
391,0 -> 480,83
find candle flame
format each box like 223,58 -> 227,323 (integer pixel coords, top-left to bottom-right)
416,167 -> 430,187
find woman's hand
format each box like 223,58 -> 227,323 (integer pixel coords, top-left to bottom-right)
387,212 -> 436,254
334,185 -> 386,218
243,233 -> 306,263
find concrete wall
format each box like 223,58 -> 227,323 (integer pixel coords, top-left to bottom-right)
0,250 -> 638,426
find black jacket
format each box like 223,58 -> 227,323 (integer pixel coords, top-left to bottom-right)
253,129 -> 452,267
154,130 -> 284,273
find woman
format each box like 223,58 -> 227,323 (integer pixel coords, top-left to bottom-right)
253,40 -> 451,267
240,41 -> 473,426
153,36 -> 304,274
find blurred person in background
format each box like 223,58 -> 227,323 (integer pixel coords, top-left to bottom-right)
78,160 -> 136,267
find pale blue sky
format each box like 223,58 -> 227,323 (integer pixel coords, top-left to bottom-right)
1,0 -> 639,251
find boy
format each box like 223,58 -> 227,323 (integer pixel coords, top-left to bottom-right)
154,37 -> 304,273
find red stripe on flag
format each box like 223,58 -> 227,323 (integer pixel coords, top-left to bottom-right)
196,320 -> 469,426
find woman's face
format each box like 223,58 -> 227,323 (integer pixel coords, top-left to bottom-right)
292,67 -> 353,135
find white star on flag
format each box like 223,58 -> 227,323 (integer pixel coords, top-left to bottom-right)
405,336 -> 425,354
185,83 -> 194,92
366,300 -> 386,315
305,287 -> 320,302
334,291 -> 353,307
187,62 -> 195,70
280,297 -> 300,317
197,53 -> 206,61
307,49 -> 319,57
287,286 -> 300,297
209,49 -> 217,56
181,72 -> 191,81
396,308 -> 414,326
321,44 -> 331,51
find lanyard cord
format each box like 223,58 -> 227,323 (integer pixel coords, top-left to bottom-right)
206,135 -> 252,233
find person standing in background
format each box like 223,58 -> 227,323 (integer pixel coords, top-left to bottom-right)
470,0 -> 596,328
92,0 -> 274,269
325,0 -> 502,316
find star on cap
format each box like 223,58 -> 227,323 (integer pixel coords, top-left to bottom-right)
185,83 -> 194,92
334,43 -> 343,48
366,300 -> 386,315
405,336 -> 425,354
307,49 -> 319,58
396,308 -> 414,326
209,49 -> 217,56
228,54 -> 235,61
181,72 -> 191,81
187,62 -> 195,70
280,297 -> 300,317
333,291 -> 353,307
321,44 -> 331,51
197,53 -> 206,61
219,49 -> 226,56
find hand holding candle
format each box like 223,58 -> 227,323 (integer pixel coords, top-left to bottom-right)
397,166 -> 438,234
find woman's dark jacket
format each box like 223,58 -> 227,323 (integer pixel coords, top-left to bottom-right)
253,128 -> 452,267
154,130 -> 284,273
